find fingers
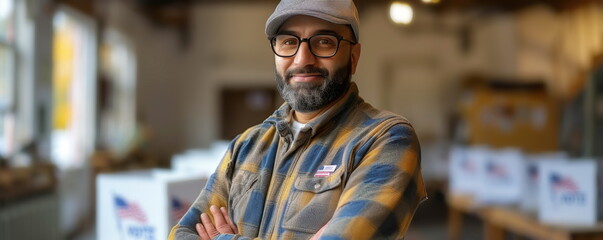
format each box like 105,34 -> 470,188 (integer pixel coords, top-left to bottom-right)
210,205 -> 235,234
197,205 -> 237,239
209,206 -> 227,231
196,223 -> 211,240
200,213 -> 219,238
220,207 -> 238,234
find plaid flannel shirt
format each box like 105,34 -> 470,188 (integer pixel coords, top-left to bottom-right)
169,82 -> 427,240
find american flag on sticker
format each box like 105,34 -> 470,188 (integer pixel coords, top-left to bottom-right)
114,195 -> 147,223
171,197 -> 191,222
314,165 -> 337,177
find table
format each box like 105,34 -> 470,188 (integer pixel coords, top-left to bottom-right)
447,194 -> 603,240
0,163 -> 56,201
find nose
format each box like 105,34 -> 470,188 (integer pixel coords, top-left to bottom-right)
293,41 -> 316,66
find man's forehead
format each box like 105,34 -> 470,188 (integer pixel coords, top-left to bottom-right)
278,15 -> 352,36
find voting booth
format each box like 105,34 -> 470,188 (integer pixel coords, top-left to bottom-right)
171,142 -> 228,176
520,152 -> 568,213
97,169 -> 207,240
449,146 -> 527,205
449,146 -> 487,196
538,159 -> 598,226
477,148 -> 524,204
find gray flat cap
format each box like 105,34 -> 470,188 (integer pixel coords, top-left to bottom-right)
265,0 -> 360,41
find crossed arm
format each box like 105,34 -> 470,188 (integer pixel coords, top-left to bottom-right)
195,205 -> 325,240
195,206 -> 237,240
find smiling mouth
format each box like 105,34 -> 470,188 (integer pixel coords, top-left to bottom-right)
290,73 -> 323,83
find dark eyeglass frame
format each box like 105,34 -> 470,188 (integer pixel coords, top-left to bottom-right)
269,34 -> 357,58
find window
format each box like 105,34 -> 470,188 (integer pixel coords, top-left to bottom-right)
0,0 -> 15,157
99,29 -> 137,158
51,7 -> 97,169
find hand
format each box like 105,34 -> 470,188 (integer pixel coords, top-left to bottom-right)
196,205 -> 238,240
309,225 -> 327,240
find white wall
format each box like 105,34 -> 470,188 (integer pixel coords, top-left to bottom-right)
356,4 -> 465,142
189,3 -> 276,150
105,1 -> 276,159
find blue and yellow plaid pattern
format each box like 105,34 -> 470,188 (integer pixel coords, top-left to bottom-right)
169,83 -> 427,240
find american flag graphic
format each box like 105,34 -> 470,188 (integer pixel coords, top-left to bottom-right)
551,173 -> 578,192
314,165 -> 337,177
460,159 -> 476,173
114,195 -> 147,223
486,162 -> 507,178
171,197 -> 191,222
528,165 -> 538,181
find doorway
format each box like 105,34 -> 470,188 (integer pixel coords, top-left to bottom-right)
220,87 -> 282,140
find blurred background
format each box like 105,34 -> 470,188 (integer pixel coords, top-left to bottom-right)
0,0 -> 602,239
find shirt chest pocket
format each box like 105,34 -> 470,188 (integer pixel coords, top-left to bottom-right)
282,168 -> 344,233
231,171 -> 259,195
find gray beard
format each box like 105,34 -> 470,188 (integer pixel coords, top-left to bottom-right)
275,63 -> 352,113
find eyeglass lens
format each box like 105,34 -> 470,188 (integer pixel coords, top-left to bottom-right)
272,34 -> 339,57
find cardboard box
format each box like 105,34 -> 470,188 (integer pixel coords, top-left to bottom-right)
462,85 -> 559,152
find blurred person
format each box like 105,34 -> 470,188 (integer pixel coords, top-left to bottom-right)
169,0 -> 426,239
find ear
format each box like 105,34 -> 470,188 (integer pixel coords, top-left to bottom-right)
350,43 -> 361,74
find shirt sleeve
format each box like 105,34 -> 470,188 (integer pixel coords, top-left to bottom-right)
168,138 -> 242,240
213,234 -> 257,240
319,122 -> 427,240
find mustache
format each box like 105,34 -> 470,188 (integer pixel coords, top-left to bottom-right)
285,67 -> 328,80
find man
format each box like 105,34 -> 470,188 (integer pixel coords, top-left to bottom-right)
169,0 -> 426,239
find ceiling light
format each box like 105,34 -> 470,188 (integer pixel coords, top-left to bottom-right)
390,2 -> 413,25
421,0 -> 440,4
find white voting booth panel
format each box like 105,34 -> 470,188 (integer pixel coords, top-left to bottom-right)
171,150 -> 222,177
97,169 -> 206,240
450,146 -> 528,206
449,146 -> 488,196
520,152 -> 568,213
538,160 -> 598,226
171,142 -> 228,176
477,148 -> 524,204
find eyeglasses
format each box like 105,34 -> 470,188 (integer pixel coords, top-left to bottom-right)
270,34 -> 357,58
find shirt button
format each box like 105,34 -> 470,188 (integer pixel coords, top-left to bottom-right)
314,183 -> 321,189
